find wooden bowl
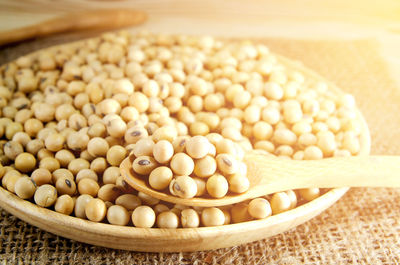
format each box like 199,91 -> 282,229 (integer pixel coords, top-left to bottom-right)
0,50 -> 371,252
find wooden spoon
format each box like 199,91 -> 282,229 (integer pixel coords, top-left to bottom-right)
0,9 -> 147,46
121,153 -> 400,207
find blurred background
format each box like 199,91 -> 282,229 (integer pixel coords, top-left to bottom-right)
1,0 -> 400,37
1,0 -> 400,85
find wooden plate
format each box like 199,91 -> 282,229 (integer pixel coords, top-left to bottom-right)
0,48 -> 371,252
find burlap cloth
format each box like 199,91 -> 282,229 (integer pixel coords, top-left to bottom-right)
1,33 -> 400,264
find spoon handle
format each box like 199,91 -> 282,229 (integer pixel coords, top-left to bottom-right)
0,9 -> 147,46
245,154 -> 400,196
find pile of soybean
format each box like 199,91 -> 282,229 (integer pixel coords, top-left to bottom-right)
0,31 -> 362,228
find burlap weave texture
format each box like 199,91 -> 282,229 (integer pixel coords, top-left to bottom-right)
0,34 -> 400,264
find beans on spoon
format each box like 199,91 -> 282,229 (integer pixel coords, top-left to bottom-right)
122,153 -> 400,207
